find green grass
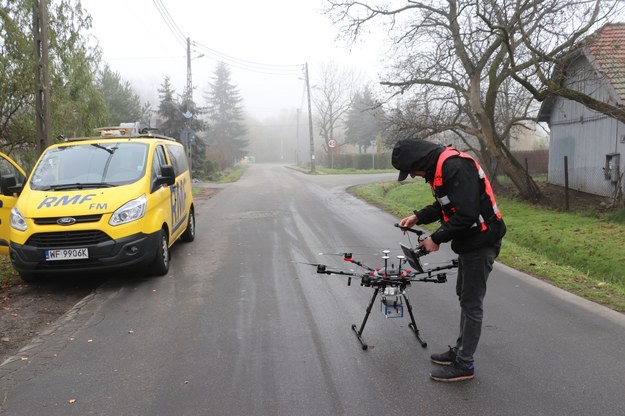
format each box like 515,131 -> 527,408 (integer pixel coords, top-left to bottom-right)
208,165 -> 249,183
352,180 -> 625,312
317,167 -> 396,175
0,256 -> 20,288
192,187 -> 204,196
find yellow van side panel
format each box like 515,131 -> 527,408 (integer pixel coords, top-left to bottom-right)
168,175 -> 192,243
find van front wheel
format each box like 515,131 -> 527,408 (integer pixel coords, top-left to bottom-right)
180,209 -> 195,243
149,229 -> 170,276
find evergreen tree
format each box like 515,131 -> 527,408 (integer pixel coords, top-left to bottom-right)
344,86 -> 385,153
156,76 -> 183,138
156,76 -> 206,176
98,64 -> 144,125
203,62 -> 248,169
181,83 -> 208,178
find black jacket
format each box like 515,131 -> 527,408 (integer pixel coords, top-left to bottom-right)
392,139 -> 506,254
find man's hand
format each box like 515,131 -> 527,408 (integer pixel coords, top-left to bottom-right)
418,237 -> 439,253
399,214 -> 418,230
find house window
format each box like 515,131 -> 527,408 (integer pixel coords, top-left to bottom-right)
605,153 -> 620,182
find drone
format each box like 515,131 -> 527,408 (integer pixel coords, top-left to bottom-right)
308,224 -> 458,350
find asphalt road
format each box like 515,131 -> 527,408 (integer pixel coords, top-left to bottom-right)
1,164 -> 624,416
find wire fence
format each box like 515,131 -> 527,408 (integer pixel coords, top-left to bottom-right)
501,150 -> 621,211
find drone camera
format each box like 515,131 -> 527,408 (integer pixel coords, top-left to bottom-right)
381,288 -> 404,318
316,264 -> 326,273
437,273 -> 447,283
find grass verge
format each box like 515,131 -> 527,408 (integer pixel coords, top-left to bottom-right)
0,256 -> 20,288
208,165 -> 249,183
352,180 -> 625,312
316,167 -> 397,175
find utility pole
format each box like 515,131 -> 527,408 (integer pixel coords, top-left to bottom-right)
295,108 -> 300,165
186,38 -> 192,111
305,63 -> 315,173
184,37 -> 193,173
33,0 -> 51,153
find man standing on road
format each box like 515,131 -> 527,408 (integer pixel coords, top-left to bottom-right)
392,139 -> 506,382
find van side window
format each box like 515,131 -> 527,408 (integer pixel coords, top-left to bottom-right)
0,158 -> 25,186
150,145 -> 168,191
165,144 -> 189,177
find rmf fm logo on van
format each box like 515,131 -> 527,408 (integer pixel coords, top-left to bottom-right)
37,193 -> 98,209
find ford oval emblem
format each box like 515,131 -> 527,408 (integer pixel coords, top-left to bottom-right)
57,217 -> 76,225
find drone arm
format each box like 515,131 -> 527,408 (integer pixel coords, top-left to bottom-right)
407,259 -> 458,283
316,265 -> 366,286
346,258 -> 375,272
316,265 -> 362,278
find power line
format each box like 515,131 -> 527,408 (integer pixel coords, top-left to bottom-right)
192,42 -> 303,76
103,55 -> 186,61
192,41 -> 302,70
151,1 -> 303,77
152,0 -> 187,49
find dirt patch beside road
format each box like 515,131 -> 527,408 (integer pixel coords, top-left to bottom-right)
0,279 -> 101,364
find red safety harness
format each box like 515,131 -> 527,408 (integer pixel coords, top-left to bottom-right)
430,148 -> 502,232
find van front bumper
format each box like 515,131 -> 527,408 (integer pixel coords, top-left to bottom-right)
9,230 -> 161,275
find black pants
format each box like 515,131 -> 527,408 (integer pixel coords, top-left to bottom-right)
454,242 -> 500,365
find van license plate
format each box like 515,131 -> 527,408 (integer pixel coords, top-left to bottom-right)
45,248 -> 89,261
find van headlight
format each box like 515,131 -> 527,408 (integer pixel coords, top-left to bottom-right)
10,207 -> 27,231
109,194 -> 146,226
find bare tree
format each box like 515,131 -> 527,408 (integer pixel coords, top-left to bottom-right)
312,62 -> 359,163
325,0 -> 623,200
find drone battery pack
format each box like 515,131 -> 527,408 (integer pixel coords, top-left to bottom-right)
381,297 -> 404,318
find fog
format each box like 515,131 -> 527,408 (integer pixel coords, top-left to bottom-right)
81,0 -> 383,118
79,0 -> 386,162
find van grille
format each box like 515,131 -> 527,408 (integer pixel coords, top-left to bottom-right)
34,214 -> 103,225
26,231 -> 111,248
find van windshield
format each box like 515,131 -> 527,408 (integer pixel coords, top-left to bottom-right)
30,142 -> 148,191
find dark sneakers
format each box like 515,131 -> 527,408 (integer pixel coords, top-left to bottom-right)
430,360 -> 475,382
430,346 -> 457,365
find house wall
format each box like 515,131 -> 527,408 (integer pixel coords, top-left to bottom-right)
547,58 -> 625,197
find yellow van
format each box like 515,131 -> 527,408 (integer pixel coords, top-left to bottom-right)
0,126 -> 195,282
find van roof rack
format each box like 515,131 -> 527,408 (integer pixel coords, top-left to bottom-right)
63,127 -> 177,142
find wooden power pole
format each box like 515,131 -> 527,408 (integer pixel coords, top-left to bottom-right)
33,0 -> 52,153
305,63 -> 315,173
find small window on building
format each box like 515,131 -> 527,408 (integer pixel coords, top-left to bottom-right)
605,153 -> 620,183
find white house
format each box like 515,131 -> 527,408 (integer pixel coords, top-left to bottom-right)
537,23 -> 625,198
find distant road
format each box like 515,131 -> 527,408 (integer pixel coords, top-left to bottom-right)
1,163 -> 624,416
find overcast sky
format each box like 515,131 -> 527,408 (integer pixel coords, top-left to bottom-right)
80,0 -> 386,121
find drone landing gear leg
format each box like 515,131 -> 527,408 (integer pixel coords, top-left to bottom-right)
403,293 -> 427,348
352,287 -> 379,350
